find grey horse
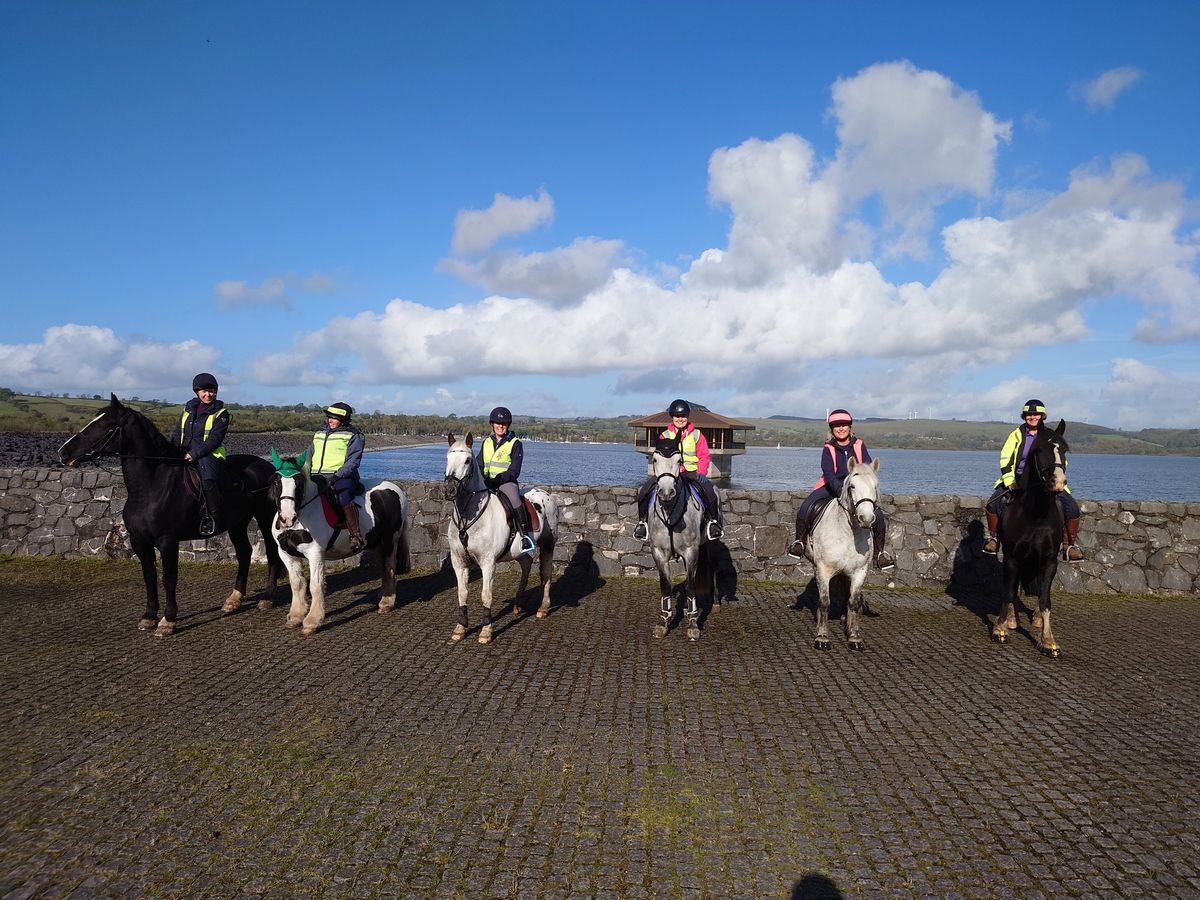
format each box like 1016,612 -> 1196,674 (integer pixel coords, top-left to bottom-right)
443,433 -> 559,645
806,456 -> 881,651
647,442 -> 714,642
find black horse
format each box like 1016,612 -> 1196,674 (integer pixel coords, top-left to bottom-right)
59,395 -> 283,636
990,419 -> 1070,657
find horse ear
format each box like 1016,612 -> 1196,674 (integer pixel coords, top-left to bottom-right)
270,447 -> 282,470
1055,419 -> 1066,435
446,432 -> 455,446
847,457 -> 857,471
465,431 -> 474,448
297,449 -> 308,469
871,458 -> 880,472
109,393 -> 120,408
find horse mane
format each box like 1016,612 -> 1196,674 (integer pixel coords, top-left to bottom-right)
116,397 -> 181,458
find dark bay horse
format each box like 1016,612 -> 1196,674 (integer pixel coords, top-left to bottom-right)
59,395 -> 283,636
991,419 -> 1070,657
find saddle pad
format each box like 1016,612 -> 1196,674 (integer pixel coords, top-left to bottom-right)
522,497 -> 541,532
804,496 -> 833,530
181,467 -> 202,500
320,492 -> 365,528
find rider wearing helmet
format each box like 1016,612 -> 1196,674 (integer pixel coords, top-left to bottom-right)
632,399 -> 724,543
984,399 -> 1083,561
310,401 -> 365,552
788,409 -> 894,570
174,372 -> 228,537
478,406 -> 535,555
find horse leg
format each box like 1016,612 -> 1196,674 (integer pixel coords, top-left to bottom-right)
814,566 -> 832,651
378,531 -> 397,613
131,534 -> 159,631
536,536 -> 555,619
992,558 -> 1019,644
450,556 -> 470,642
301,550 -> 327,635
256,509 -> 283,609
512,555 -> 533,616
1036,558 -> 1061,658
478,559 -> 497,644
154,541 -> 180,638
845,566 -> 868,652
223,522 -> 252,614
283,552 -> 309,628
683,550 -> 701,641
652,548 -> 673,638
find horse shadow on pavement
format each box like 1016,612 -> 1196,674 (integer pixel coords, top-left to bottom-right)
944,518 -> 1009,636
791,574 -> 879,621
791,872 -> 843,899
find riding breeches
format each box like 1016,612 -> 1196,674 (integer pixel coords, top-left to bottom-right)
330,475 -> 358,507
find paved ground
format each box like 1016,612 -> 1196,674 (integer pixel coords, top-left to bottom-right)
0,557 -> 1197,899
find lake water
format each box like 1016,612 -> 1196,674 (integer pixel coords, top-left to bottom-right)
360,442 -> 1200,503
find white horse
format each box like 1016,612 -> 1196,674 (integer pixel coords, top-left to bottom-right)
443,433 -> 559,645
269,449 -> 410,635
647,442 -> 713,641
806,457 -> 881,651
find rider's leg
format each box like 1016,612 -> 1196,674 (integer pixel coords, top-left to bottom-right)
694,473 -> 723,540
335,478 -> 364,553
983,487 -> 1006,554
200,479 -> 222,537
872,509 -> 894,569
1060,492 -> 1083,562
633,476 -> 654,541
499,482 -> 534,554
789,491 -> 819,557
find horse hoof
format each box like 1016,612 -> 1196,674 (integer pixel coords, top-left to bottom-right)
814,639 -> 830,651
991,631 -> 1007,643
451,624 -> 466,642
301,624 -> 320,636
848,640 -> 865,652
535,609 -> 549,620
285,618 -> 302,629
378,598 -> 395,613
478,631 -> 493,645
1040,645 -> 1061,658
652,625 -> 667,639
256,599 -> 273,611
154,620 -> 175,638
138,617 -> 156,631
686,627 -> 700,642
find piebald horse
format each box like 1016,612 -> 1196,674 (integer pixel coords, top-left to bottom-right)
806,456 -> 882,651
443,433 -> 559,644
269,449 -> 410,635
646,441 -> 714,642
58,395 -> 283,636
991,420 -> 1070,657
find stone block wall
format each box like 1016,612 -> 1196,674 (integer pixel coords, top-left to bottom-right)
2,467 -> 1198,596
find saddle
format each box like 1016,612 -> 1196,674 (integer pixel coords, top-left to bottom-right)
803,496 -> 835,531
496,493 -> 541,532
313,476 -> 365,527
651,483 -> 703,529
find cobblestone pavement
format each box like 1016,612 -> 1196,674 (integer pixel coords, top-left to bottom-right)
1,557 -> 1197,899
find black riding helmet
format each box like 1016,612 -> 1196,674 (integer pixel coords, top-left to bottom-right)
192,372 -> 218,392
667,398 -> 690,418
324,402 -> 353,422
1022,399 -> 1047,420
489,406 -> 513,426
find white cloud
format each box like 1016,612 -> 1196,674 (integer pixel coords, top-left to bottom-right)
1102,358 -> 1200,429
0,325 -> 221,397
449,188 -> 555,256
1071,66 -> 1142,111
214,271 -> 338,310
438,237 -> 624,306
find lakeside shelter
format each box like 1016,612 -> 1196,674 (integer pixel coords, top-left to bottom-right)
629,403 -> 755,483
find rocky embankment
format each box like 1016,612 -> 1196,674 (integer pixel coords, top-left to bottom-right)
0,432 -> 432,469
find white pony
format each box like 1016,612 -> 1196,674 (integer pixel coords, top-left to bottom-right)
269,449 -> 410,635
443,433 -> 559,644
806,456 -> 881,651
646,442 -> 712,641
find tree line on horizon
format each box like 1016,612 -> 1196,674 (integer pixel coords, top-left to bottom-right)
1,388 -> 1198,455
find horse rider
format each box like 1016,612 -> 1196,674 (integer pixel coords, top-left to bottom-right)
984,399 -> 1083,561
310,401 -> 365,553
788,409 -> 894,569
174,372 -> 228,537
478,406 -> 535,555
633,399 -> 724,543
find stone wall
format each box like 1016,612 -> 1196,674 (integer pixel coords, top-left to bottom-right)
2,466 -> 1198,596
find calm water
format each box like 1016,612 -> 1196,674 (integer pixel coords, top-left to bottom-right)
360,442 -> 1200,502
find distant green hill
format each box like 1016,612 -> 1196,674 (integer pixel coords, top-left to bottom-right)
3,389 -> 1198,455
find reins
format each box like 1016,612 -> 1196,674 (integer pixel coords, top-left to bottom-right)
445,452 -> 493,548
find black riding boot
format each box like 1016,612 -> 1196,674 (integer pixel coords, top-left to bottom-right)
699,479 -> 723,541
788,511 -> 808,558
200,479 -> 223,537
873,516 -> 894,569
515,500 -> 535,555
633,477 -> 653,541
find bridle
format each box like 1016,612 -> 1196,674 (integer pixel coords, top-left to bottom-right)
841,470 -> 878,527
444,448 -> 492,546
275,471 -> 317,521
68,408 -> 187,467
1027,436 -> 1066,491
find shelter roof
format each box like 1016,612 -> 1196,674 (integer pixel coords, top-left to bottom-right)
627,404 -> 755,431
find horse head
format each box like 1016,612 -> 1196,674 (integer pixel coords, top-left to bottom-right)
59,394 -> 172,466
651,438 -> 682,507
444,431 -> 480,499
843,457 -> 881,528
270,448 -> 309,528
1026,420 -> 1069,493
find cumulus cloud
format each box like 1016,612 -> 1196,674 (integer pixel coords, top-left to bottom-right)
1102,358 -> 1200,428
1071,66 -> 1142,111
0,325 -> 221,396
438,237 -> 624,306
214,272 -> 337,310
450,189 -> 555,256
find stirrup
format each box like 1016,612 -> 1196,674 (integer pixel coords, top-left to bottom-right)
519,533 -> 536,555
633,521 -> 648,541
983,536 -> 999,555
787,539 -> 805,560
1064,545 -> 1084,563
705,521 -> 723,541
199,515 -> 216,537
875,551 -> 895,571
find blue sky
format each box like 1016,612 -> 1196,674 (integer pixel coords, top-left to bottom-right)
3,2 -> 1198,428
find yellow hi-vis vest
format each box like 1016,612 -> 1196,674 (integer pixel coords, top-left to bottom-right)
179,408 -> 227,459
663,425 -> 700,472
312,429 -> 353,475
481,434 -> 517,480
